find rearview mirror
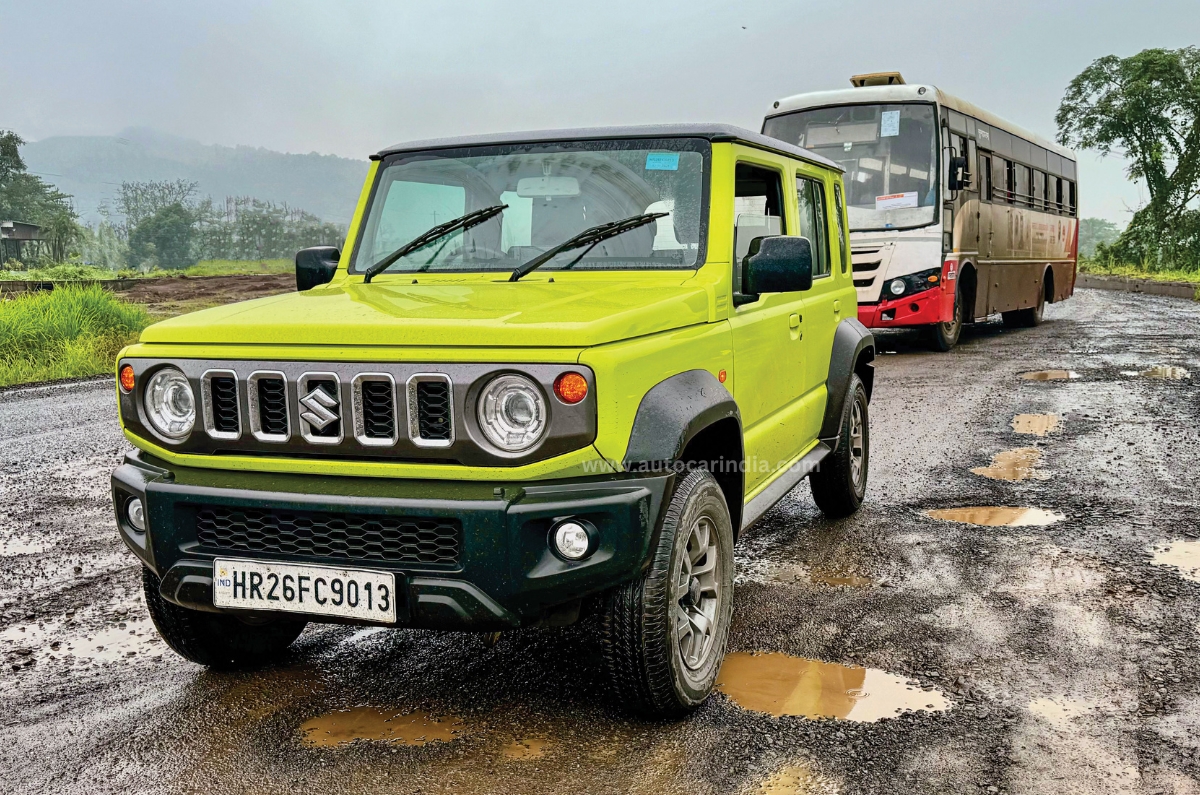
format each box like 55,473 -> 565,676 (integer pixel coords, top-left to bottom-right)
948,155 -> 968,191
516,176 -> 580,198
296,246 -> 339,291
742,236 -> 813,296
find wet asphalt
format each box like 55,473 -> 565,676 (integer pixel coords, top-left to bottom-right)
1,287 -> 1198,794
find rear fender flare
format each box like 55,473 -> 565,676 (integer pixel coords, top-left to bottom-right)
819,319 -> 875,448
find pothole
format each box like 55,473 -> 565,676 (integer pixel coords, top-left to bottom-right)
924,507 -> 1065,527
809,570 -> 874,588
0,604 -> 159,676
1019,370 -> 1078,381
751,762 -> 839,794
1150,540 -> 1200,583
715,652 -> 950,722
298,707 -> 465,747
1138,365 -> 1190,380
1011,413 -> 1061,436
971,448 -> 1048,481
501,738 -> 551,760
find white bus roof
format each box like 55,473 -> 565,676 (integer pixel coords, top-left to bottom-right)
767,84 -> 1075,162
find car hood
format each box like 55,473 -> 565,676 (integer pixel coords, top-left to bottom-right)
138,276 -> 712,349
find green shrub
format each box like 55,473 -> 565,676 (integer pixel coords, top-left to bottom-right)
0,284 -> 149,387
0,263 -> 117,282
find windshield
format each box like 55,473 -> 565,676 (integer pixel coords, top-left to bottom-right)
764,103 -> 939,231
351,140 -> 708,275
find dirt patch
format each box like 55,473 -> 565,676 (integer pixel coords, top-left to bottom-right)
119,274 -> 295,317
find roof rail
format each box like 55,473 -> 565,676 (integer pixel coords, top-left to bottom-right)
850,72 -> 906,87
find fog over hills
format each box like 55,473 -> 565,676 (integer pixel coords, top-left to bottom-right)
20,127 -> 369,225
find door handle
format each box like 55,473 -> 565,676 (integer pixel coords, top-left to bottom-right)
789,313 -> 801,329
833,299 -> 841,314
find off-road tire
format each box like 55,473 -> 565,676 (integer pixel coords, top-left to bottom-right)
928,279 -> 963,351
143,567 -> 307,669
599,468 -> 735,719
810,373 -> 869,518
1002,286 -> 1045,328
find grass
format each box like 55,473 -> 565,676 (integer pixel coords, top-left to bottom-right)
0,284 -> 150,387
0,258 -> 292,281
1079,259 -> 1200,284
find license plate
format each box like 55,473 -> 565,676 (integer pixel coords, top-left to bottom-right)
212,559 -> 397,623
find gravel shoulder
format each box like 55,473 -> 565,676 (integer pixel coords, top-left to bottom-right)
1,287 -> 1198,794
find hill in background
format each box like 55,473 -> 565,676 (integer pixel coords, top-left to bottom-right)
21,127 -> 369,225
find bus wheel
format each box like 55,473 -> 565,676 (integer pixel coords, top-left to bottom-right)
1002,287 -> 1045,328
928,282 -> 963,351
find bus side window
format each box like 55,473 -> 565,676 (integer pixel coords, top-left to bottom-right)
1004,159 -> 1016,204
1068,181 -> 1077,216
979,150 -> 993,201
1054,177 -> 1064,213
833,182 -> 850,274
796,176 -> 830,278
967,139 -> 978,189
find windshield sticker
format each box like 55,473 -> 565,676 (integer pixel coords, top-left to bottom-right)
876,192 -> 919,210
645,152 -> 680,171
880,110 -> 900,138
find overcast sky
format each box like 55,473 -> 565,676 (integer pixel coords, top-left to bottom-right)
3,0 -> 1198,223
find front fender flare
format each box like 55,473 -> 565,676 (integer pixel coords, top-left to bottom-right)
623,369 -> 740,470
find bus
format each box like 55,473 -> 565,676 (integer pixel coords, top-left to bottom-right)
762,72 -> 1078,350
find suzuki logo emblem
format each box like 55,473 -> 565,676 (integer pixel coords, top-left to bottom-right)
299,386 -> 339,430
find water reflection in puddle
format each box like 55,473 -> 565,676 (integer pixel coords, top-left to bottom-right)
971,448 -> 1048,482
0,607 -> 158,674
1150,540 -> 1200,583
299,707 -> 464,747
809,571 -> 874,588
1011,413 -> 1061,436
1020,370 -> 1078,381
924,507 -> 1064,527
1138,365 -> 1190,380
716,652 -> 950,722
753,763 -> 838,794
501,738 -> 550,760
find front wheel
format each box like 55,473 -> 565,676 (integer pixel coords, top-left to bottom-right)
600,469 -> 735,718
810,374 -> 869,518
928,281 -> 963,351
143,567 -> 307,669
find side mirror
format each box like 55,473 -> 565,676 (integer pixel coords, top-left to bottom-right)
742,236 -> 813,296
948,155 -> 968,191
296,246 -> 340,291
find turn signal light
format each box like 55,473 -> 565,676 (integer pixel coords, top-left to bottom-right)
553,372 -> 588,404
119,364 -> 135,393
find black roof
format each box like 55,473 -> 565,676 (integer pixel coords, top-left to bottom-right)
373,123 -> 841,171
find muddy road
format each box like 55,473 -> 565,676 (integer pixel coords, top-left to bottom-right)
1,287 -> 1198,794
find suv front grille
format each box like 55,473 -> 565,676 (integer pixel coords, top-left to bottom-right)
210,377 -> 239,433
257,378 -> 288,435
361,380 -> 395,439
195,505 -> 462,566
416,381 -> 452,441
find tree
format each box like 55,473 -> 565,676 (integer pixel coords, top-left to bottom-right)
0,129 -> 81,264
129,203 -> 195,270
0,131 -> 25,185
116,179 -> 198,233
1056,48 -> 1200,267
1078,217 -> 1123,258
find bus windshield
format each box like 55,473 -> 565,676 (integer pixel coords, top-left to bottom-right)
764,103 -> 939,232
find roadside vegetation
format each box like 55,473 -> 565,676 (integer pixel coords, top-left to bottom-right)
0,258 -> 292,281
0,285 -> 149,387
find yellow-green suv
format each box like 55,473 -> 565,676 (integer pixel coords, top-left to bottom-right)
111,125 -> 874,717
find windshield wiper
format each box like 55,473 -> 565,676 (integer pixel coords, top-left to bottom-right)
508,212 -> 668,282
361,204 -> 507,283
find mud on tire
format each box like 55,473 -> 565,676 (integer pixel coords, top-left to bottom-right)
810,373 -> 869,519
599,468 -> 735,718
143,567 -> 306,670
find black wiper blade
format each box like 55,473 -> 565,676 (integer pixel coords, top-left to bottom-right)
508,212 -> 668,282
361,204 -> 507,283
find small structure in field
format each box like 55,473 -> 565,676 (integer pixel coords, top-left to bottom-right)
1,221 -> 45,265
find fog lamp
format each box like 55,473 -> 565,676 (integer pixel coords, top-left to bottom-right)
126,498 -> 146,532
552,520 -> 592,561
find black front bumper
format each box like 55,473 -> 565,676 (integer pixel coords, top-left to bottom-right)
112,452 -> 672,631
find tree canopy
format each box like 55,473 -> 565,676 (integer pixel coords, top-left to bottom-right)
1057,47 -> 1200,266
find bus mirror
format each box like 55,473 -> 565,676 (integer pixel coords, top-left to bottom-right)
742,236 -> 813,295
948,156 -> 968,191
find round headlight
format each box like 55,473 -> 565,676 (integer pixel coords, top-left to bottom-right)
477,374 -> 546,452
889,279 -> 906,296
143,367 -> 195,440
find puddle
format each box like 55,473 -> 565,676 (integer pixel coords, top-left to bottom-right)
501,738 -> 550,760
1028,697 -> 1096,729
809,571 -> 873,588
0,604 -> 159,675
1011,413 -> 1061,436
1138,365 -> 1190,380
1150,540 -> 1200,583
0,535 -> 50,556
753,762 -> 838,794
971,448 -> 1048,481
924,507 -> 1065,527
715,652 -> 950,722
1020,370 -> 1078,381
298,707 -> 465,747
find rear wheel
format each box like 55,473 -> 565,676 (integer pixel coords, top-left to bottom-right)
1002,284 -> 1045,328
143,567 -> 307,669
600,469 -> 735,718
928,280 -> 963,351
810,374 -> 869,518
